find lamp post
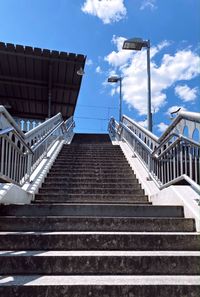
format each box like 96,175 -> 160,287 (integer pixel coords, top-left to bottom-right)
108,76 -> 122,122
122,37 -> 152,132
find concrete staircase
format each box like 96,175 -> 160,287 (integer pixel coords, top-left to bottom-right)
0,133 -> 199,296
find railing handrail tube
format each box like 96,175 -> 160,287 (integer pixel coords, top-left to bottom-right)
122,115 -> 159,143
152,133 -> 200,158
31,121 -> 64,152
159,111 -> 200,142
0,126 -> 33,154
64,117 -> 75,133
25,113 -> 63,140
0,127 -> 14,135
30,117 -> 75,153
0,105 -> 25,136
160,174 -> 200,195
121,122 -> 153,154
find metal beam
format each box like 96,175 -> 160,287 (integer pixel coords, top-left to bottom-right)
0,48 -> 86,64
10,110 -> 72,120
0,75 -> 79,91
8,110 -> 49,120
0,96 -> 75,106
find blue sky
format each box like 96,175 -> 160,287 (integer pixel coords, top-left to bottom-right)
0,0 -> 199,135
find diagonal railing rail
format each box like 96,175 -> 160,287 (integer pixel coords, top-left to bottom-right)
0,105 -> 75,186
108,111 -> 200,193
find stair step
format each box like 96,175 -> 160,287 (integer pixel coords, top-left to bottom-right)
58,150 -> 123,154
47,172 -> 136,178
60,147 -> 122,151
1,275 -> 200,297
42,178 -> 141,189
0,204 -> 184,217
38,188 -> 144,195
0,217 -> 195,232
51,164 -> 131,168
0,250 -> 200,275
35,193 -> 148,202
0,232 -> 199,251
34,199 -> 149,204
0,250 -> 199,275
0,275 -> 199,297
50,166 -> 133,172
44,177 -> 138,183
54,156 -> 127,160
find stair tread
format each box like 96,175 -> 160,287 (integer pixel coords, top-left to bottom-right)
0,231 -> 198,235
0,215 -> 189,219
0,275 -> 200,286
0,250 -> 200,256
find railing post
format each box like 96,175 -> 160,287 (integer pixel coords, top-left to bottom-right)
147,154 -> 152,180
27,153 -> 32,182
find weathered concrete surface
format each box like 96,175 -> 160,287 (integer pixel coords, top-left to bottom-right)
0,217 -> 195,232
0,232 -> 199,251
0,204 -> 184,217
0,250 -> 200,275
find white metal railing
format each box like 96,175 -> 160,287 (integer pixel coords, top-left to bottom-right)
0,105 -> 75,185
0,127 -> 33,185
108,111 -> 200,192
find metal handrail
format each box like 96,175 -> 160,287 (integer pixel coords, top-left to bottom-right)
122,115 -> 159,142
120,122 -> 153,154
0,105 -> 75,185
159,111 -> 200,141
31,121 -> 64,151
25,113 -> 62,140
108,112 -> 200,189
0,127 -> 33,154
153,134 -> 200,159
0,105 -> 24,135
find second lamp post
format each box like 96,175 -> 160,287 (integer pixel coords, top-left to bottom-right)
108,76 -> 122,123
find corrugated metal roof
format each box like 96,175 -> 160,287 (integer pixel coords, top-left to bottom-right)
0,42 -> 86,120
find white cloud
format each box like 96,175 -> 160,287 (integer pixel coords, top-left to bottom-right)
110,88 -> 116,96
81,0 -> 127,24
86,59 -> 93,66
138,119 -> 148,128
105,35 -> 133,67
96,66 -> 103,74
157,122 -> 168,133
175,85 -> 198,102
105,36 -> 200,116
140,0 -> 157,10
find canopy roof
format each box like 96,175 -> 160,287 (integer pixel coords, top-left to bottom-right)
0,42 -> 86,120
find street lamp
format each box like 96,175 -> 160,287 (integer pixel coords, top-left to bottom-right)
122,37 -> 152,132
108,76 -> 122,122
77,67 -> 85,76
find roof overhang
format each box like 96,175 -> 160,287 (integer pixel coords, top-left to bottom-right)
0,42 -> 86,120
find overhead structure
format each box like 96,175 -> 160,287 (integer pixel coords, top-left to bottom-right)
0,41 -> 86,120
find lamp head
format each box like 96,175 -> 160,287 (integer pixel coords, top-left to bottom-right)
77,67 -> 85,76
108,76 -> 121,83
122,38 -> 149,51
